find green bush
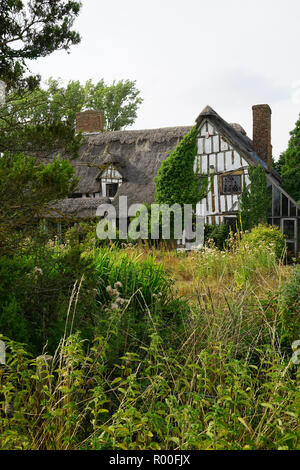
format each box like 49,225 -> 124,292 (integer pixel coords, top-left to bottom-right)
240,224 -> 285,260
0,245 -> 99,355
280,265 -> 300,343
204,223 -> 231,250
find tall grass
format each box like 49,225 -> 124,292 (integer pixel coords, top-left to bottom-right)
0,241 -> 299,450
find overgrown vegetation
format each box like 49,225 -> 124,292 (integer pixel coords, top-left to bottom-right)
0,227 -> 299,450
155,126 -> 209,209
276,114 -> 300,204
239,165 -> 270,230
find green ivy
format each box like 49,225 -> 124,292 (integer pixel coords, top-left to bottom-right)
239,164 -> 270,230
155,126 -> 208,209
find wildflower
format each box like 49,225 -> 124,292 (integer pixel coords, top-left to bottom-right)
111,303 -> 119,310
33,267 -> 43,276
116,297 -> 126,305
114,281 -> 123,289
106,286 -> 119,297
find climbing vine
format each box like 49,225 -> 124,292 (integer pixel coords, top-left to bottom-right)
155,126 -> 208,209
239,164 -> 270,230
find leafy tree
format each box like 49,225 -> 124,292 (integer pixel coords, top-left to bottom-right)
0,78 -> 143,154
0,1 -> 83,155
239,164 -> 270,230
0,83 -> 84,155
84,79 -> 143,131
0,1 -> 82,255
155,126 -> 208,209
0,152 -> 77,254
272,153 -> 285,176
280,114 -> 300,203
0,0 -> 82,91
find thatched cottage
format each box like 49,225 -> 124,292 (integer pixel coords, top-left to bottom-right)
47,105 -> 300,256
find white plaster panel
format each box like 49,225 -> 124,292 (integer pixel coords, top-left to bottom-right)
213,135 -> 219,153
198,138 -> 204,154
220,138 -> 229,151
207,122 -> 214,135
209,153 -> 216,171
220,195 -> 226,212
204,137 -> 212,154
217,152 -> 225,172
200,123 -> 207,136
201,155 -> 208,174
225,151 -> 233,170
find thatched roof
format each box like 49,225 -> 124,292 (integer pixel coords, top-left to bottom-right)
43,126 -> 193,219
43,106 -> 283,221
45,197 -> 111,219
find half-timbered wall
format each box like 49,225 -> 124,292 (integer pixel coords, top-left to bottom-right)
195,120 -> 250,225
195,119 -> 300,256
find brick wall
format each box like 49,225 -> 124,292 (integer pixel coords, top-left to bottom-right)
252,104 -> 272,171
76,110 -> 104,133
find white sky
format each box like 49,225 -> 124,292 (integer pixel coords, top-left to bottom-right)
29,0 -> 300,159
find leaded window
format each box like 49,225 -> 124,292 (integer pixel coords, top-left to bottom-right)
221,174 -> 242,194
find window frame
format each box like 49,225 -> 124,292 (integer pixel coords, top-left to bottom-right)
219,172 -> 243,195
106,182 -> 119,198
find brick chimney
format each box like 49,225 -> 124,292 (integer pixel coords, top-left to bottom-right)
252,104 -> 272,171
76,110 -> 104,133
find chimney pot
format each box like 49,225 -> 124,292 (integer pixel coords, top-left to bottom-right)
252,104 -> 272,171
76,110 -> 104,134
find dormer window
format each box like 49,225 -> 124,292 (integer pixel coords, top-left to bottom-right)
98,163 -> 123,199
106,183 -> 119,198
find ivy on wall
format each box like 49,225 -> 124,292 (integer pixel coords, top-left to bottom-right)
154,126 -> 208,209
239,164 -> 270,230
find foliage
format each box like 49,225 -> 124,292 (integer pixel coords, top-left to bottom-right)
272,153 -> 285,177
0,313 -> 299,450
204,224 -> 231,250
280,114 -> 300,203
0,244 -> 181,355
0,233 -> 299,450
280,266 -> 300,343
84,78 -> 143,131
239,225 -> 285,261
155,126 -> 209,209
0,0 -> 81,91
0,152 -> 77,255
0,77 -> 142,154
239,165 -> 270,230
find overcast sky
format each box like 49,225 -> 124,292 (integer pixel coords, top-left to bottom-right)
30,0 -> 300,159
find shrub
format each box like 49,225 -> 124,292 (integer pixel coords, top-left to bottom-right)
204,223 -> 230,250
280,265 -> 300,343
0,244 -> 99,355
239,225 -> 285,260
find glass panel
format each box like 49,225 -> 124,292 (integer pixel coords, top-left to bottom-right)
232,175 -> 241,192
272,218 -> 281,227
222,175 -> 241,194
286,242 -> 295,258
268,218 -> 272,225
106,183 -> 118,197
282,194 -> 289,216
283,220 -> 295,240
222,176 -> 231,193
267,184 -> 273,216
290,201 -> 296,217
273,186 -> 280,216
224,217 -> 237,232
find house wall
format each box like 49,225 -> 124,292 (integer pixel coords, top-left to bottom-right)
195,119 -> 300,256
195,119 -> 250,225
